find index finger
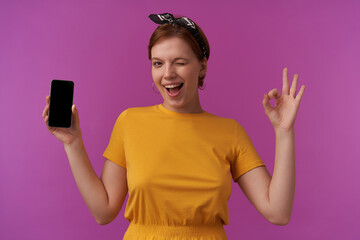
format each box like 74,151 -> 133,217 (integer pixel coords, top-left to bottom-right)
282,67 -> 290,95
46,95 -> 50,105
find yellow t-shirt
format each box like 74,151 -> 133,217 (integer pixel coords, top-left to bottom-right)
103,104 -> 265,239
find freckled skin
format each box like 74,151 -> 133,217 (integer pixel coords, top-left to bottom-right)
151,37 -> 207,113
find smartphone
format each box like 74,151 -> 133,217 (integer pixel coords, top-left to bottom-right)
48,80 -> 74,128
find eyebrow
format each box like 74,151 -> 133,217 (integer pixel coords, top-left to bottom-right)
151,57 -> 188,61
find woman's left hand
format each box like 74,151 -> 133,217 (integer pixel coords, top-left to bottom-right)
263,67 -> 305,132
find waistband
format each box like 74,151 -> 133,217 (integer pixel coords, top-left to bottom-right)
123,222 -> 227,239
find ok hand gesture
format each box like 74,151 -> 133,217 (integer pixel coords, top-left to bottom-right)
263,68 -> 305,132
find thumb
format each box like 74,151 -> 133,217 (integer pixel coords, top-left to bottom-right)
262,94 -> 272,113
72,104 -> 79,124
72,104 -> 77,114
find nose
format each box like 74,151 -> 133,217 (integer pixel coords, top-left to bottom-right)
164,63 -> 176,80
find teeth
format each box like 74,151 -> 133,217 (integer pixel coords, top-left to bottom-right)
164,83 -> 182,89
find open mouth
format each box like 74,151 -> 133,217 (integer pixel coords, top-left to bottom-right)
164,83 -> 184,94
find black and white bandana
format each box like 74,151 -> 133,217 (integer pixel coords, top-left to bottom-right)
148,13 -> 208,60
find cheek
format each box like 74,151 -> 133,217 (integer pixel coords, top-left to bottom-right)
183,67 -> 199,83
152,69 -> 160,82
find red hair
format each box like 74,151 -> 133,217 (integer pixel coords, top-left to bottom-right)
148,22 -> 210,87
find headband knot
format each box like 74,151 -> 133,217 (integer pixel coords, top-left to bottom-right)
148,13 -> 208,59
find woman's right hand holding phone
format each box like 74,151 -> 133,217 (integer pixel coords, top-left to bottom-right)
42,95 -> 82,146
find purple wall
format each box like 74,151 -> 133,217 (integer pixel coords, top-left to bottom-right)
1,0 -> 359,239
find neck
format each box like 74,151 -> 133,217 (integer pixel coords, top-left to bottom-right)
162,102 -> 204,113
162,96 -> 204,114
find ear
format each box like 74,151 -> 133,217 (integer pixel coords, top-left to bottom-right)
199,57 -> 207,77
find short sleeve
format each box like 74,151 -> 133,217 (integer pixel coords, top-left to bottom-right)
230,121 -> 265,182
102,109 -> 128,168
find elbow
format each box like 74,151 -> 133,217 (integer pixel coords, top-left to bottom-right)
95,215 -> 115,225
270,217 -> 290,226
267,213 -> 291,226
95,218 -> 109,225
94,205 -> 122,225
96,219 -> 110,225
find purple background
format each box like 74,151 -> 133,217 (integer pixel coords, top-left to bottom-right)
1,0 -> 359,239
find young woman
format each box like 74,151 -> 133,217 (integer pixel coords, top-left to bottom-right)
42,13 -> 305,239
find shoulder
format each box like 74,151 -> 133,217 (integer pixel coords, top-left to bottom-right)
209,113 -> 253,143
202,112 -> 245,136
113,105 -> 162,128
206,112 -> 241,128
112,105 -> 157,130
117,105 -> 157,118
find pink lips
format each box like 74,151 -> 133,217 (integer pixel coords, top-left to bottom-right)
164,85 -> 182,97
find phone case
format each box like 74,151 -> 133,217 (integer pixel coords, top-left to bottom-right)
48,79 -> 74,128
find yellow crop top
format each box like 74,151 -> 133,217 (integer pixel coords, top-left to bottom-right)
103,104 -> 265,239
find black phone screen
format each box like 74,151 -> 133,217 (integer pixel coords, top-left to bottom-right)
48,80 -> 74,128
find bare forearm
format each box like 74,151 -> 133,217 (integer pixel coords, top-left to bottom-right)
268,128 -> 295,224
64,137 -> 110,223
